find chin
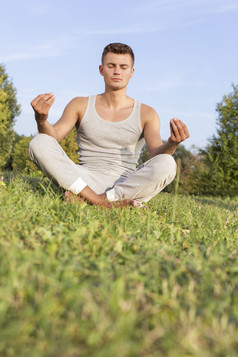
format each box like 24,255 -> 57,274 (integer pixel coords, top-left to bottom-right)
110,83 -> 126,90
111,86 -> 125,91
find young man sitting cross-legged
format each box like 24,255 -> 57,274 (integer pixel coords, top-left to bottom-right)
29,43 -> 190,208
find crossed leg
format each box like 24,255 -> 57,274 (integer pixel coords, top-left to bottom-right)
106,154 -> 177,204
29,133 -> 176,208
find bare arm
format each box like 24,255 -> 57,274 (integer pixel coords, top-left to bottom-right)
142,104 -> 190,157
31,93 -> 57,138
31,93 -> 134,208
31,93 -> 86,142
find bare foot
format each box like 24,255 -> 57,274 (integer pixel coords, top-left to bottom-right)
65,191 -> 137,209
100,199 -> 138,209
65,191 -> 85,204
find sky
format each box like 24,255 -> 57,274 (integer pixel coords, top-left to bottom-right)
1,0 -> 238,150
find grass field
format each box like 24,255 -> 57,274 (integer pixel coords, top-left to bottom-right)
0,173 -> 237,357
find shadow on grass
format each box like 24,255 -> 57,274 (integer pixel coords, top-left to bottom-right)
2,171 -> 64,198
2,171 -> 237,211
194,196 -> 237,211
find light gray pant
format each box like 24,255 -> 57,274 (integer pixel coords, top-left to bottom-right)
29,134 -> 176,203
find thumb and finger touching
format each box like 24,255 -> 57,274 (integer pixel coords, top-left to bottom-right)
170,118 -> 190,143
31,93 -> 55,113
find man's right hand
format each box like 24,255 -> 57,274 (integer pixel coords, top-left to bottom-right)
31,93 -> 55,122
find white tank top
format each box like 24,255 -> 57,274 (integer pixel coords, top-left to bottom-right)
77,95 -> 145,178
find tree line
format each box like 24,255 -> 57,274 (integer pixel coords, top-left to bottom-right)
0,64 -> 237,197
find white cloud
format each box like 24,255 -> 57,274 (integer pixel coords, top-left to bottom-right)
1,43 -> 64,62
132,0 -> 238,31
144,80 -> 206,92
211,3 -> 238,13
0,33 -> 81,63
175,109 -> 214,121
134,0 -> 208,13
135,0 -> 238,14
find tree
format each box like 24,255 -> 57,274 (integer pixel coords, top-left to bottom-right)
11,129 -> 79,173
0,65 -> 21,169
12,136 -> 37,172
138,144 -> 150,166
201,84 -> 238,196
60,128 -> 79,164
138,142 -> 195,194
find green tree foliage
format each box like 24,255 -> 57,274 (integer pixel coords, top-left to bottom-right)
60,128 -> 79,164
11,128 -> 79,172
200,84 -> 238,196
0,65 -> 21,168
4,132 -> 25,170
138,144 -> 150,166
171,145 -> 197,194
12,136 -> 37,172
138,143 -> 196,194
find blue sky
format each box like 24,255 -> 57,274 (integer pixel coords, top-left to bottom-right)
1,0 -> 237,150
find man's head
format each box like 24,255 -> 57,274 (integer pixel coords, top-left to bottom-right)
101,43 -> 135,67
99,43 -> 135,91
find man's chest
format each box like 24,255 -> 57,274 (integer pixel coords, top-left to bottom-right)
95,105 -> 134,122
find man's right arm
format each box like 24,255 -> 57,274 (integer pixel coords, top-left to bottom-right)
31,93 -> 86,143
31,93 -> 137,208
31,93 -> 59,139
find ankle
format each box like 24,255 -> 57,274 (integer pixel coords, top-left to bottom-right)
96,193 -> 107,205
99,193 -> 107,200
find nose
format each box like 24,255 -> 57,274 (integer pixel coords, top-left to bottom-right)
113,66 -> 121,75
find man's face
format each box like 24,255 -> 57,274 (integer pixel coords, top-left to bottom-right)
99,52 -> 134,90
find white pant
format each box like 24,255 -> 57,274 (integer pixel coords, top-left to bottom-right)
29,134 -> 176,203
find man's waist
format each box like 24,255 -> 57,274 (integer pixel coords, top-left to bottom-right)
78,156 -> 137,176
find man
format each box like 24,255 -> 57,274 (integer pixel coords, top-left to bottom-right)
29,43 -> 189,208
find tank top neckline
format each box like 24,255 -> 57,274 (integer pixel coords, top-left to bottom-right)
92,95 -> 136,125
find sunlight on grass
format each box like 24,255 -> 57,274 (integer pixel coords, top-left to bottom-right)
0,173 -> 237,357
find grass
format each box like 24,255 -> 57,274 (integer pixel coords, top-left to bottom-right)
0,173 -> 237,357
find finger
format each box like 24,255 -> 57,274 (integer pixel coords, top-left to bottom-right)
171,118 -> 189,142
170,119 -> 181,141
181,122 -> 190,138
175,119 -> 190,135
31,93 -> 54,108
170,122 -> 177,140
38,96 -> 55,115
170,120 -> 176,137
45,94 -> 55,106
175,120 -> 186,141
177,120 -> 190,139
38,93 -> 55,106
45,93 -> 55,103
31,95 -> 55,117
31,96 -> 41,108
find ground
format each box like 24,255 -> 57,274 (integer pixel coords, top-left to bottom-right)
0,173 -> 237,357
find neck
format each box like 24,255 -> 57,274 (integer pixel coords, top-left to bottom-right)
101,88 -> 129,109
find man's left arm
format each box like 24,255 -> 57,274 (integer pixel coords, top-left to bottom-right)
142,105 -> 190,157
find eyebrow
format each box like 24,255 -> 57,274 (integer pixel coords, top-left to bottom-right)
106,62 -> 129,67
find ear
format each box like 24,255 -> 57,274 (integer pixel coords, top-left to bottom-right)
99,65 -> 104,76
130,67 -> 135,78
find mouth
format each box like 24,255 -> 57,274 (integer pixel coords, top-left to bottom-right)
112,78 -> 121,81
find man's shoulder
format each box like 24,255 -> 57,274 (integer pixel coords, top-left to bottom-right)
67,96 -> 89,113
70,96 -> 89,105
140,103 -> 159,123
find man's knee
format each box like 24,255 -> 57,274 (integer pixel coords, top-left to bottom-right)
148,154 -> 176,178
145,154 -> 176,191
164,154 -> 177,176
29,133 -> 55,161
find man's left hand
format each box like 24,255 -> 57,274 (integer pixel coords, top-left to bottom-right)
169,118 -> 190,145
